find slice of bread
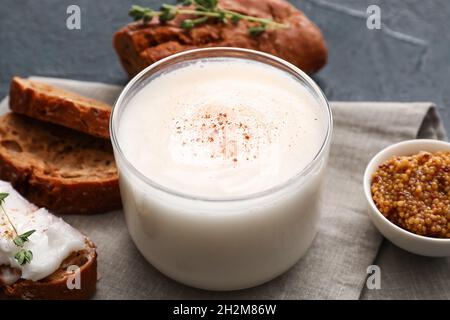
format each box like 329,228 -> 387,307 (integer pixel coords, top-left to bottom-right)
1,240 -> 97,300
0,113 -> 121,214
9,77 -> 111,139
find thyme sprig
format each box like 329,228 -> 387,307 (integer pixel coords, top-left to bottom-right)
129,0 -> 288,36
0,193 -> 35,266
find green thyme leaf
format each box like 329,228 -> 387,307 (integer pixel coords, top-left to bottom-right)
218,10 -> 227,23
181,19 -> 195,29
19,230 -> 35,239
248,24 -> 267,36
13,236 -> 24,247
0,193 -> 8,204
14,249 -> 33,266
231,14 -> 241,24
128,2 -> 288,35
0,192 -> 35,264
160,5 -> 177,22
13,230 -> 35,247
194,0 -> 218,10
129,5 -> 145,20
181,16 -> 209,29
129,5 -> 156,23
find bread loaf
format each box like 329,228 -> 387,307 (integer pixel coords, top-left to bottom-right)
114,0 -> 327,77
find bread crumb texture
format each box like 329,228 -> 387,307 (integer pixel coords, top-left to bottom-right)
0,114 -> 116,180
0,113 -> 121,214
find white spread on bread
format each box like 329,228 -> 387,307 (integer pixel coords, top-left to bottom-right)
0,181 -> 85,283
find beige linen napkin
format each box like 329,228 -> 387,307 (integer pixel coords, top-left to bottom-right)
0,77 -> 446,299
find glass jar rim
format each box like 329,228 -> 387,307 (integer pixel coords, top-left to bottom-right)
110,47 -> 333,202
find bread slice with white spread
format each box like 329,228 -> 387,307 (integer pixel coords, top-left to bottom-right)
0,181 -> 97,299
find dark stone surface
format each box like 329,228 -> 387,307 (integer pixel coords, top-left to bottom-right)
1,0 -> 449,130
1,0 -> 450,299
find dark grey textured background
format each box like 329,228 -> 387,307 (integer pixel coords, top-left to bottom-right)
1,0 -> 450,300
1,0 -> 449,129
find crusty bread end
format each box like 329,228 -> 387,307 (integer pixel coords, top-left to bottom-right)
9,77 -> 111,139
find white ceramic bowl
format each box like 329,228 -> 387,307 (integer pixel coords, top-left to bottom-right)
364,139 -> 450,257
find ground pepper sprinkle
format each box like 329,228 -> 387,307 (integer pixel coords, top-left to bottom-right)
371,151 -> 450,238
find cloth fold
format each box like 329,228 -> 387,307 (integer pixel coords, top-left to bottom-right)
0,77 -> 446,299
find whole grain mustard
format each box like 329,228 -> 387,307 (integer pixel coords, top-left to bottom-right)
371,151 -> 450,238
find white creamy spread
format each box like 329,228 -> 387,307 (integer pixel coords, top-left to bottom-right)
0,181 -> 85,283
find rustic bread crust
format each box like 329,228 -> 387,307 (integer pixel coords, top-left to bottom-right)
9,77 -> 111,139
113,0 -> 327,78
1,240 -> 97,300
0,113 -> 121,215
